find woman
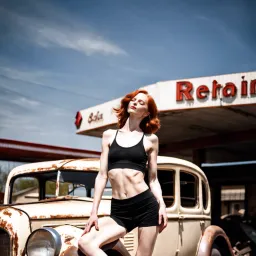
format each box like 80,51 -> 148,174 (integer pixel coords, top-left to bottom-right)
78,89 -> 167,256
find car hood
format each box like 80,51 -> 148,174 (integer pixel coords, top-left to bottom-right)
10,196 -> 111,219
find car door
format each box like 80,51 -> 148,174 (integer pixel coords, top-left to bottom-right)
152,167 -> 180,256
177,168 -> 204,256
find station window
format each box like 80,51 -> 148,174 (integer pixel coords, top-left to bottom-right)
202,181 -> 208,210
11,177 -> 39,204
221,185 -> 245,216
180,171 -> 198,208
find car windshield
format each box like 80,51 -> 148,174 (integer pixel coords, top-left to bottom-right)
10,170 -> 112,204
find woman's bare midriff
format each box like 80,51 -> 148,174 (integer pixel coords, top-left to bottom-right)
108,168 -> 149,199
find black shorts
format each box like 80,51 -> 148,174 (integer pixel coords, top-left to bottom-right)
110,189 -> 159,233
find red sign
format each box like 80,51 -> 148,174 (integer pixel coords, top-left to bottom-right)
176,77 -> 256,101
75,111 -> 82,129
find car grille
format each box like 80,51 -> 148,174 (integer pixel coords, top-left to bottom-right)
123,232 -> 134,252
0,229 -> 10,256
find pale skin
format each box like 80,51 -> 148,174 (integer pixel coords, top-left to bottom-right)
78,93 -> 167,256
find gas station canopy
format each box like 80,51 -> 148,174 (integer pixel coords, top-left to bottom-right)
76,71 -> 256,163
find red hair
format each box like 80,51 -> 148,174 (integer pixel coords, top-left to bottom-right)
113,89 -> 161,134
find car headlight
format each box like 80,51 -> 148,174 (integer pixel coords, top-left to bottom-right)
26,227 -> 61,256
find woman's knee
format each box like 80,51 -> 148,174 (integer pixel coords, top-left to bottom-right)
78,236 -> 98,254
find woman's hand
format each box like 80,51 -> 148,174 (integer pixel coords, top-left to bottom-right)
81,213 -> 99,236
158,204 -> 167,233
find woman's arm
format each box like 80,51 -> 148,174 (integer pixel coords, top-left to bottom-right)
90,130 -> 110,215
148,134 -> 168,233
82,129 -> 110,234
148,134 -> 164,206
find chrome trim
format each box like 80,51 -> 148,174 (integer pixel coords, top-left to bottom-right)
25,227 -> 62,256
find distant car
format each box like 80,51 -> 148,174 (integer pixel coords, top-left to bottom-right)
0,156 -> 235,256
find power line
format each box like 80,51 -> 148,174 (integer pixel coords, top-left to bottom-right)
0,74 -> 109,102
0,85 -> 75,112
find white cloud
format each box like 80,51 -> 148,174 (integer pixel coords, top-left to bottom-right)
1,6 -> 127,56
0,66 -> 110,102
0,108 -> 15,118
0,100 -> 68,135
0,110 -> 41,132
10,97 -> 40,107
0,67 -> 48,85
33,26 -> 127,56
51,108 -> 69,117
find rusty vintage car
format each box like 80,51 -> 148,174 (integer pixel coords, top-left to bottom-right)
0,156 -> 235,256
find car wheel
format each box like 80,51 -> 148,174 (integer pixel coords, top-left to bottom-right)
211,244 -> 223,256
211,247 -> 222,256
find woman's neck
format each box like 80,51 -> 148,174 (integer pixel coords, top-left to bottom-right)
121,116 -> 143,132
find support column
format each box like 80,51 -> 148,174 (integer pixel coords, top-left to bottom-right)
211,183 -> 221,226
247,184 -> 256,218
192,149 -> 206,167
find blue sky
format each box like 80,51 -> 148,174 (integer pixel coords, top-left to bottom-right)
0,0 -> 255,152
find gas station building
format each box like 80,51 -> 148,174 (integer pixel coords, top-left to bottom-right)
75,71 -> 256,225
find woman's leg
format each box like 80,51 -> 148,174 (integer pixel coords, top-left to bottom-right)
135,226 -> 159,256
78,216 -> 127,256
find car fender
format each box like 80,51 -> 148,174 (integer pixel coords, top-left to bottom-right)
0,206 -> 31,256
196,225 -> 234,256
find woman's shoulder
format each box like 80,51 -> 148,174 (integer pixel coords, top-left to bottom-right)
145,133 -> 158,143
102,129 -> 118,138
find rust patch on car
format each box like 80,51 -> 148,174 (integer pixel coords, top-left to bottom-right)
30,215 -> 47,219
2,209 -> 12,217
63,195 -> 74,199
64,234 -> 74,245
12,208 -> 23,216
0,219 -> 8,229
60,166 -> 99,171
80,158 -> 99,161
31,213 -> 80,219
37,167 -> 55,171
24,163 -> 64,173
61,246 -> 79,256
50,214 -> 76,219
61,166 -> 78,170
13,232 -> 19,256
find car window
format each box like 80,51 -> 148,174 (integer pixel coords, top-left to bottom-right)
144,169 -> 175,207
11,171 -> 112,202
45,180 -> 70,197
159,170 -> 175,207
45,171 -> 112,198
11,177 -> 39,204
180,171 -> 198,208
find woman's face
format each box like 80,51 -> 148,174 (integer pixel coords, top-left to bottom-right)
127,93 -> 149,119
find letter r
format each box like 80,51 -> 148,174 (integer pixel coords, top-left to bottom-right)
176,81 -> 194,101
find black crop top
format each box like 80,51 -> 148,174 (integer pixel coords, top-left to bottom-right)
108,130 -> 148,173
